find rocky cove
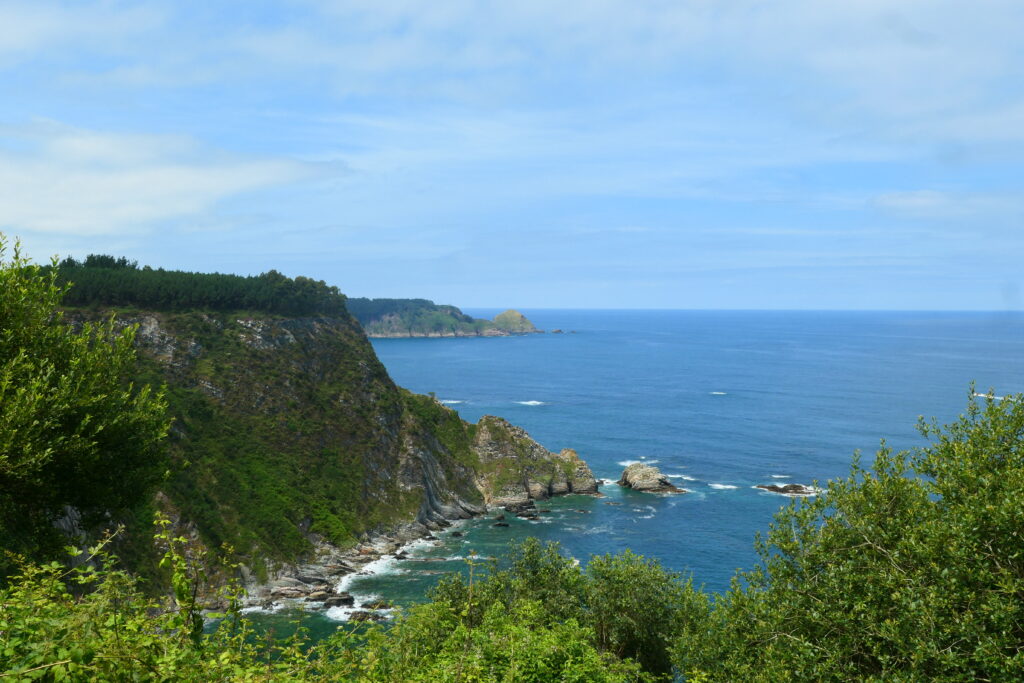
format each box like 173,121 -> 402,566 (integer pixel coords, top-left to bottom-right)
243,423 -> 601,618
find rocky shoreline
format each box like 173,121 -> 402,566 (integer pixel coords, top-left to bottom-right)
242,488 -> 601,619
241,431 -> 602,619
365,329 -> 541,338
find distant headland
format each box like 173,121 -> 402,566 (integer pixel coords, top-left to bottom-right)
346,298 -> 541,338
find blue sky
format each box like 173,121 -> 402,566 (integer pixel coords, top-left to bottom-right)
1,1 -> 1022,309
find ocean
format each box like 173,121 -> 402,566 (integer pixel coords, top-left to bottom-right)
249,310 -> 1024,636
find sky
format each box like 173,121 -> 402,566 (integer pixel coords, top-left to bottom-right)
1,1 -> 1023,310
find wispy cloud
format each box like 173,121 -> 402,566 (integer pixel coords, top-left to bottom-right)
0,121 -> 314,235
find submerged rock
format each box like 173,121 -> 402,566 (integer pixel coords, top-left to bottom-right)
504,500 -> 540,519
324,594 -> 355,608
349,611 -> 386,622
617,463 -> 684,494
756,483 -> 818,496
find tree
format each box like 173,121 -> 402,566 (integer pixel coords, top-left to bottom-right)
674,391 -> 1024,681
0,236 -> 170,576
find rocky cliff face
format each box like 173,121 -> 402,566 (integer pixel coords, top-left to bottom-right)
473,417 -> 599,504
70,309 -> 589,579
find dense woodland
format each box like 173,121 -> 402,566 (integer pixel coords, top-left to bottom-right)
346,296 -> 495,335
346,297 -> 476,325
53,255 -> 347,317
3,239 -> 1024,681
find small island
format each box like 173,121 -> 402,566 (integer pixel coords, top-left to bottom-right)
617,463 -> 684,494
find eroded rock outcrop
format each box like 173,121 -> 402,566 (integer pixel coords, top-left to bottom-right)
617,463 -> 683,494
473,416 -> 600,505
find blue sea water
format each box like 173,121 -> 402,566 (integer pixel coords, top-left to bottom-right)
252,310 -> 1024,634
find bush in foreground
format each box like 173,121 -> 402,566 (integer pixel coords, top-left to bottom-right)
675,391 -> 1024,681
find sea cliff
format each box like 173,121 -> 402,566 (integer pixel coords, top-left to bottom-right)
66,308 -> 591,591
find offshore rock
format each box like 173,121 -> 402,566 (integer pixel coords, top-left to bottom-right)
617,463 -> 684,494
756,483 -> 819,496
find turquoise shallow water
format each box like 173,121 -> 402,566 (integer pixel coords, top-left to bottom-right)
249,310 -> 1024,638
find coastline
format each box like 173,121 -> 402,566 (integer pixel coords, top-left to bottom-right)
365,329 -> 543,338
240,489 -> 601,622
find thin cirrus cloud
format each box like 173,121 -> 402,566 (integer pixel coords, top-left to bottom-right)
0,121 -> 315,236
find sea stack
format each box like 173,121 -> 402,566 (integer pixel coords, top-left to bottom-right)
492,309 -> 539,334
617,463 -> 683,494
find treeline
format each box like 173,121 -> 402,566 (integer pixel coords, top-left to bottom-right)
52,255 -> 347,317
346,297 -> 492,335
346,297 -> 475,324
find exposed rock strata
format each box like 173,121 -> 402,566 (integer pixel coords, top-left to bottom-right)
473,418 -> 600,505
617,463 -> 684,494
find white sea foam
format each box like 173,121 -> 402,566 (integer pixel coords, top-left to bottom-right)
240,602 -> 287,615
710,391 -> 727,395
632,505 -> 657,519
770,474 -> 790,479
440,399 -> 465,404
515,400 -> 547,406
708,483 -> 738,490
617,459 -> 658,467
974,392 -> 1008,401
336,556 -> 406,594
324,604 -> 397,622
665,473 -> 697,481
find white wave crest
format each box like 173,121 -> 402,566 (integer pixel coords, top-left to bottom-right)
617,459 -> 658,467
515,400 -> 547,406
324,604 -> 397,622
336,556 -> 407,594
710,391 -> 727,395
631,505 -> 657,519
708,483 -> 738,490
440,399 -> 465,404
665,473 -> 696,481
770,474 -> 790,479
241,602 -> 287,615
